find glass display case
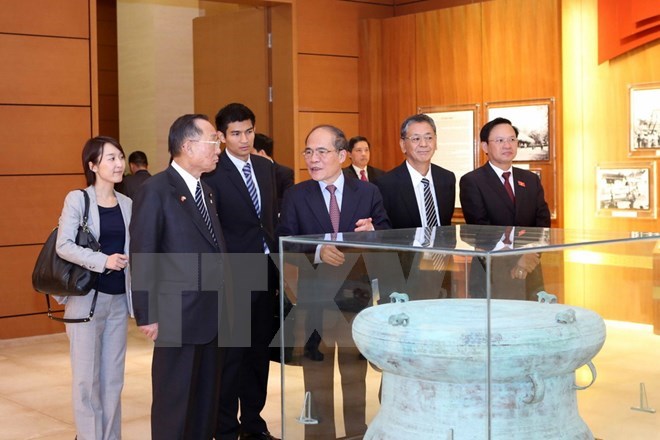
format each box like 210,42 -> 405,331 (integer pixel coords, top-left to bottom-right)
276,225 -> 660,439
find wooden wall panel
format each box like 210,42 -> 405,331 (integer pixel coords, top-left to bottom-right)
0,175 -> 86,247
0,0 -> 89,38
0,106 -> 91,175
0,246 -> 48,316
0,35 -> 90,106
379,14 -> 418,170
394,0 -> 487,16
296,0 -> 392,56
481,0 -> 560,102
298,55 -> 359,112
0,315 -> 65,340
415,5 -> 483,107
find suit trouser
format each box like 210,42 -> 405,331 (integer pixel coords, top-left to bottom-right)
151,337 -> 224,440
216,291 -> 273,439
65,292 -> 128,440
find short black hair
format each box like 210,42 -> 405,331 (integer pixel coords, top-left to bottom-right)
168,114 -> 209,157
82,136 -> 125,186
215,103 -> 256,135
305,125 -> 347,151
128,150 -> 148,167
348,136 -> 370,152
254,133 -> 274,156
400,114 -> 437,139
480,117 -> 519,142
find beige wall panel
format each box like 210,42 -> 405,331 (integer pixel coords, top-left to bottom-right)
0,106 -> 91,175
0,0 -> 88,38
481,0 -> 560,102
395,0 -> 484,16
380,15 -> 417,171
193,9 -> 270,134
0,175 -> 86,247
0,35 -> 90,106
0,246 -> 50,317
298,55 -> 359,112
296,0 -> 392,57
415,5 -> 483,107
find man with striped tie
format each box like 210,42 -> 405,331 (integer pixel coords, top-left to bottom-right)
375,113 -> 456,299
202,103 -> 280,440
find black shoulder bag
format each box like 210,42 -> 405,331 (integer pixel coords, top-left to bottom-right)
32,189 -> 101,323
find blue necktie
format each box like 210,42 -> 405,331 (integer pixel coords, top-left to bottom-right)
195,181 -> 217,246
243,163 -> 268,252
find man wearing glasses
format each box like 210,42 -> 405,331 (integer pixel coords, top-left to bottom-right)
459,117 -> 551,299
278,125 -> 390,439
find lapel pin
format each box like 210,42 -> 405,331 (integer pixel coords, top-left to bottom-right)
517,181 -> 526,187
180,196 -> 186,202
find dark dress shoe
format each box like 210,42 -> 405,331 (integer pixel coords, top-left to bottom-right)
239,432 -> 280,440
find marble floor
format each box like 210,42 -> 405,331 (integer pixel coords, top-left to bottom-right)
0,320 -> 658,439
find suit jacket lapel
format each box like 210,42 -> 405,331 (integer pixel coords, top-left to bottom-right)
305,182 -> 334,232
484,165 -> 515,212
220,152 -> 259,218
166,167 -> 218,249
339,178 -> 360,232
430,165 -> 448,225
398,163 -> 422,226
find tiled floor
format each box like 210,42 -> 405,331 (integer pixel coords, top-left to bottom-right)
1,320 -> 658,439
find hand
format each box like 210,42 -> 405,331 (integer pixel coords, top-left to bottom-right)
139,323 -> 158,341
320,244 -> 345,266
105,253 -> 129,271
510,253 -> 540,280
354,217 -> 375,232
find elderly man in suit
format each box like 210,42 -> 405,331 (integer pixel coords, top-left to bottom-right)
342,135 -> 385,182
459,117 -> 551,299
130,114 -> 227,439
202,103 -> 280,440
278,124 -> 390,439
375,113 -> 456,299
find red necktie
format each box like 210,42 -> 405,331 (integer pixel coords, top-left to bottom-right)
502,171 -> 515,204
326,184 -> 340,233
360,169 -> 367,182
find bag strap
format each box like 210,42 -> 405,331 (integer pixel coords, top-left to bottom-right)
79,189 -> 91,229
45,291 -> 99,323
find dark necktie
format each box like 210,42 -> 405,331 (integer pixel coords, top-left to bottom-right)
422,178 -> 439,227
326,184 -> 340,234
502,171 -> 515,204
360,169 -> 368,182
242,162 -> 268,252
503,226 -> 513,247
194,181 -> 217,246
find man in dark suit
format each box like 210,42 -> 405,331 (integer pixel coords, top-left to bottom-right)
342,135 -> 385,182
459,117 -> 551,299
252,132 -> 294,210
130,114 -> 226,439
202,103 -> 279,440
277,125 -> 390,439
116,150 -> 151,199
375,113 -> 456,298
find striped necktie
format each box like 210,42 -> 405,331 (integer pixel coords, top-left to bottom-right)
242,163 -> 268,252
422,178 -> 439,227
194,181 -> 217,246
326,184 -> 340,234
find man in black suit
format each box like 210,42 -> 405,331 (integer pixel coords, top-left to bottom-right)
116,150 -> 151,198
252,132 -> 294,210
130,114 -> 226,439
459,117 -> 551,299
375,113 -> 456,298
202,103 -> 279,440
342,135 -> 385,182
277,125 -> 390,439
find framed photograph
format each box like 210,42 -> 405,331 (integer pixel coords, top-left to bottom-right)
419,104 -> 480,209
486,98 -> 554,162
629,83 -> 660,157
596,162 -> 656,219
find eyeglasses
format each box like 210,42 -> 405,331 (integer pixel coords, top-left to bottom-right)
191,139 -> 221,149
488,137 -> 518,146
402,135 -> 435,146
302,148 -> 338,159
